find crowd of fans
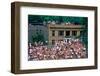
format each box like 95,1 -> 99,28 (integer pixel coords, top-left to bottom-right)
28,38 -> 87,61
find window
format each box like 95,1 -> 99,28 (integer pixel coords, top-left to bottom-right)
40,30 -> 42,32
58,31 -> 64,36
52,40 -> 55,45
52,30 -> 55,36
66,31 -> 70,36
39,30 -> 43,34
72,31 -> 77,36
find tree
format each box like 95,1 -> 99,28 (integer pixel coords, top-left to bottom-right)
32,33 -> 45,43
28,15 -> 43,24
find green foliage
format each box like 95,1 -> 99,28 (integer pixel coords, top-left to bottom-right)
28,15 -> 43,23
32,33 -> 45,43
28,15 -> 88,26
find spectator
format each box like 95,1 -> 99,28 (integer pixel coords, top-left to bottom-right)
28,38 -> 87,61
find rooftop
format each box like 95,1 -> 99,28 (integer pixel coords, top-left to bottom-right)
48,24 -> 85,29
